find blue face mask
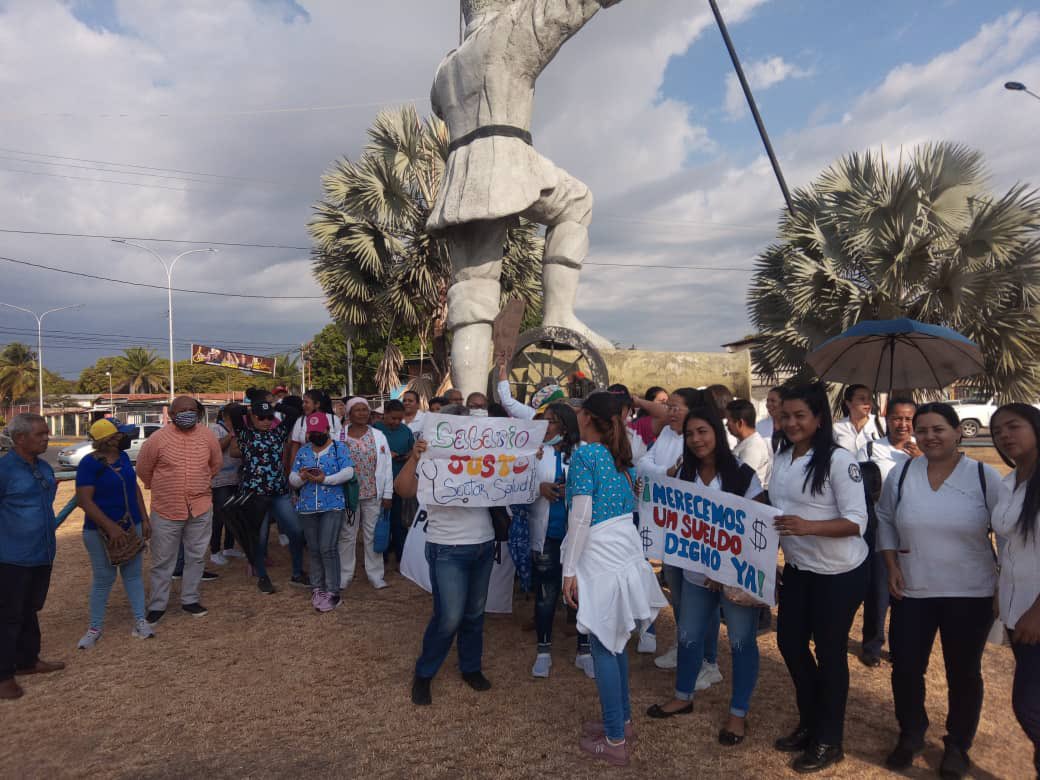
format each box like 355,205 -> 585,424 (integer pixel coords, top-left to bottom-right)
173,411 -> 198,430
544,434 -> 563,446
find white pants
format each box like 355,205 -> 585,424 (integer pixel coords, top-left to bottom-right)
338,497 -> 384,587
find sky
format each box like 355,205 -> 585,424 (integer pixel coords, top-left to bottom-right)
0,0 -> 1037,381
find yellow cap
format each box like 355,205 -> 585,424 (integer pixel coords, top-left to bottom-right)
88,419 -> 120,441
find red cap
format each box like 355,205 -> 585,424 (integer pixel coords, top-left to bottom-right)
305,413 -> 329,433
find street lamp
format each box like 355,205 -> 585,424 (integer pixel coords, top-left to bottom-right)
0,302 -> 84,414
112,240 -> 217,401
106,370 -> 114,416
1005,81 -> 1040,102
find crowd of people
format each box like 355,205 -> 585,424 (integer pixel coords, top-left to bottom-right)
0,375 -> 1038,776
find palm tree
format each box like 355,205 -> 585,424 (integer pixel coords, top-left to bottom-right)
114,347 -> 167,394
309,104 -> 543,384
749,142 -> 1040,401
0,342 -> 37,403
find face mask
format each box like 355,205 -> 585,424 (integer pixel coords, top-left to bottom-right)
173,411 -> 198,430
308,432 -> 330,447
117,434 -> 133,451
544,434 -> 563,446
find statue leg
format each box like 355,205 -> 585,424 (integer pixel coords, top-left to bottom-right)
444,219 -> 511,396
525,170 -> 613,351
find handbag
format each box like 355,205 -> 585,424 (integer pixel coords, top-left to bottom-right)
489,505 -> 512,543
373,506 -> 392,554
99,459 -> 145,566
333,441 -> 360,511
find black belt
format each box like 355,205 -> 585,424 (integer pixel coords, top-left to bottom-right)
447,124 -> 533,154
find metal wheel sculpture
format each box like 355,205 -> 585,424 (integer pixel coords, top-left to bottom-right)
496,326 -> 609,406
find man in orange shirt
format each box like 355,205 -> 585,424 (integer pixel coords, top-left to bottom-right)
136,396 -> 222,625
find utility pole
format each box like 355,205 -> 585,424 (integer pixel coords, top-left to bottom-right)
346,338 -> 355,397
300,344 -> 307,394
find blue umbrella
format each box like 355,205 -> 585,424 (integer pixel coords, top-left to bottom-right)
806,318 -> 985,392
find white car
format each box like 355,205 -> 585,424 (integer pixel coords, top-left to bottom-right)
57,423 -> 162,468
946,397 -> 997,439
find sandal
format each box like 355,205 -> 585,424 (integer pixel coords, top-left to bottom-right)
718,721 -> 748,746
646,702 -> 693,719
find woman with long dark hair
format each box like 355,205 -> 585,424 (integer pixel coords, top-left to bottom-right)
989,403 -> 1040,777
646,407 -> 763,746
289,389 -> 341,464
529,401 -> 586,678
562,392 -> 666,766
769,382 -> 869,773
832,383 -> 881,453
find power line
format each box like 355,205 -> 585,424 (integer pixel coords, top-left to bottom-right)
0,228 -> 309,251
0,166 -> 199,192
0,154 -> 226,187
0,326 -> 299,351
0,254 -> 325,299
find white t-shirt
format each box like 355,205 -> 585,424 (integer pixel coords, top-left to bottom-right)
876,455 -> 1003,598
424,504 -> 494,545
637,425 -> 683,478
406,412 -> 427,435
855,436 -> 911,482
681,469 -> 763,586
733,431 -> 772,488
290,412 -> 343,445
769,446 -> 869,575
756,417 -> 779,444
833,416 -> 882,454
992,470 -> 1040,629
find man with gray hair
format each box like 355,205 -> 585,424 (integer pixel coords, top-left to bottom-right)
0,413 -> 63,699
427,0 -> 623,394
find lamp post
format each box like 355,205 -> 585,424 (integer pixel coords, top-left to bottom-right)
112,240 -> 217,402
106,370 -> 114,416
1005,81 -> 1040,102
0,302 -> 84,414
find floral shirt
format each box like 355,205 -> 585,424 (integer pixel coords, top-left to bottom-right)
237,426 -> 289,496
346,428 -> 378,500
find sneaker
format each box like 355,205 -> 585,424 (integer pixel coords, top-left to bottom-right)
637,630 -> 657,654
532,653 -> 552,678
411,675 -> 432,706
223,548 -> 245,559
289,574 -> 311,589
575,653 -> 596,679
210,551 -> 229,566
146,609 -> 166,626
182,603 -> 208,618
278,533 -> 290,547
201,570 -> 219,582
257,576 -> 275,595
77,628 -> 102,650
695,660 -> 723,691
654,644 -> 678,669
462,671 -> 492,691
324,592 -> 341,611
940,738 -> 970,779
579,734 -> 629,766
311,589 -> 325,611
582,720 -> 637,743
131,619 -> 156,640
370,578 -> 389,590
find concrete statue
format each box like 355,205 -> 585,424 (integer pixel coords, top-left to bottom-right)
427,0 -> 622,394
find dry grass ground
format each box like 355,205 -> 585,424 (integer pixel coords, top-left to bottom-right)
0,448 -> 1032,779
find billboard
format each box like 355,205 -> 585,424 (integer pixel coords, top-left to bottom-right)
191,344 -> 277,376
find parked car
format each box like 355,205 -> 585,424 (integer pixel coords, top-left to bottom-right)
57,423 -> 162,467
946,396 -> 997,439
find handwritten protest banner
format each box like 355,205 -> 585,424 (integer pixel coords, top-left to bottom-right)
417,414 -> 547,507
638,474 -> 780,606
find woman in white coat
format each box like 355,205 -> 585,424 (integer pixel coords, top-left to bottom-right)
338,397 -> 393,590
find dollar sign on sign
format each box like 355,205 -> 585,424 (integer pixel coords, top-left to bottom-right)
750,519 -> 767,552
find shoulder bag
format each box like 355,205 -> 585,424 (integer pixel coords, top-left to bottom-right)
99,458 -> 145,566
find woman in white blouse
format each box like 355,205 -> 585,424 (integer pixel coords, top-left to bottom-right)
990,403 -> 1040,777
769,383 -> 868,774
876,402 -> 1003,778
832,384 -> 881,453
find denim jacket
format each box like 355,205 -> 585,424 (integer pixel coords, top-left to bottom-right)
0,452 -> 58,566
290,441 -> 355,513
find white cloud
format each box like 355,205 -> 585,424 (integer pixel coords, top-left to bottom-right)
723,56 -> 814,120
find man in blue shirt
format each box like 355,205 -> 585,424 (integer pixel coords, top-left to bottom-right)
374,400 -> 415,567
0,413 -> 63,700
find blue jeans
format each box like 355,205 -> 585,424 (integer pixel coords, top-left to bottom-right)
674,579 -> 760,717
299,510 -> 344,592
590,633 -> 631,742
1012,640 -> 1040,775
415,541 -> 494,679
82,526 -> 146,628
255,493 -> 304,579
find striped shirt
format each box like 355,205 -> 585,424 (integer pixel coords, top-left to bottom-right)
136,423 -> 222,521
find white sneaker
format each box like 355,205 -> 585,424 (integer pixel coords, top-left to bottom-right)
278,533 -> 290,547
654,644 -> 678,670
370,578 -> 389,590
532,653 -> 553,678
695,660 -> 723,691
637,630 -> 657,654
210,551 -> 229,566
575,653 -> 596,679
223,548 -> 245,559
131,619 -> 156,640
77,627 -> 102,650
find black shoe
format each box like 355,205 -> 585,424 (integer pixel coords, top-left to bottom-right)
719,722 -> 748,746
289,574 -> 311,589
858,652 -> 881,668
171,573 -> 182,580
201,570 -> 219,582
885,739 -> 923,770
462,671 -> 492,691
182,603 -> 208,618
792,743 -> 844,773
775,726 -> 812,753
146,609 -> 165,626
257,576 -> 275,595
646,702 -> 694,719
940,739 -> 970,779
411,675 -> 432,706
